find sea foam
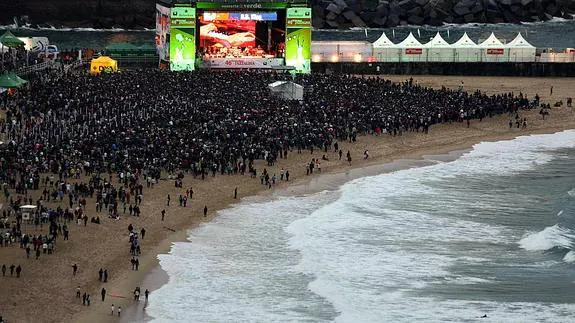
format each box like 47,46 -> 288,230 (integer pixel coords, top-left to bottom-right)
147,130 -> 575,323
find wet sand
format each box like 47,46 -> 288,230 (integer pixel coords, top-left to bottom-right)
0,76 -> 574,323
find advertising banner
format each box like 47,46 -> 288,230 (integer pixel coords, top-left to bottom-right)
170,7 -> 196,71
405,48 -> 423,55
285,8 -> 311,74
196,2 -> 288,9
202,58 -> 284,68
202,12 -> 278,21
155,4 -> 171,61
487,48 -> 504,55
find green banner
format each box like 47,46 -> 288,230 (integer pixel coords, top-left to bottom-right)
285,8 -> 311,74
170,7 -> 196,71
196,2 -> 288,9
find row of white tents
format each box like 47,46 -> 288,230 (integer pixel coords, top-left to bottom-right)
311,32 -> 537,63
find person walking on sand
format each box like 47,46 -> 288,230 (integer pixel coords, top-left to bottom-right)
104,269 -> 108,282
111,304 -> 115,315
204,205 -> 208,217
166,194 -> 170,206
347,151 -> 352,166
76,286 -> 81,299
15,265 -> 21,278
1,264 -> 5,276
145,289 -> 150,301
118,306 -> 122,317
234,187 -> 237,199
101,287 -> 106,301
72,264 -> 78,276
161,209 -> 166,221
98,268 -> 103,281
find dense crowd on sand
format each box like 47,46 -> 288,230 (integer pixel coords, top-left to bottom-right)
0,70 -> 539,322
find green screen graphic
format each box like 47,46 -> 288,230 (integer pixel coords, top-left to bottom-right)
285,8 -> 311,74
170,7 -> 196,71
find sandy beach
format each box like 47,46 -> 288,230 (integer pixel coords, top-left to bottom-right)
1,75 -> 574,323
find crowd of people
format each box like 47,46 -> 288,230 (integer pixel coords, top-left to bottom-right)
0,68 -> 537,322
0,70 -> 536,254
0,70 -> 532,179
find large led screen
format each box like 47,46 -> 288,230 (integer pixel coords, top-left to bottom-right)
199,15 -> 256,48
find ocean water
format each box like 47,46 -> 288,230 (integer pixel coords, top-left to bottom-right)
3,20 -> 575,50
145,130 -> 575,323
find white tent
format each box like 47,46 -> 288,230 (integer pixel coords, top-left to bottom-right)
268,81 -> 304,101
478,32 -> 508,62
311,41 -> 338,62
372,32 -> 401,62
506,33 -> 536,62
396,32 -> 425,62
424,32 -> 454,62
452,32 -> 481,62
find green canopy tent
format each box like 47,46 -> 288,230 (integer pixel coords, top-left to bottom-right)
0,31 -> 24,48
0,31 -> 25,68
0,73 -> 28,88
105,43 -> 140,52
138,43 -> 156,51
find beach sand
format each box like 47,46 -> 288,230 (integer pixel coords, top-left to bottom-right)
0,76 -> 574,323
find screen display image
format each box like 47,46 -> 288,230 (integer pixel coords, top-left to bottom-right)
198,9 -> 286,63
285,8 -> 312,73
199,17 -> 256,48
169,7 -> 196,71
170,28 -> 196,71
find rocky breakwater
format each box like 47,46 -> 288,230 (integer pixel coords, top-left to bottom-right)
0,0 -> 155,29
313,0 -> 575,28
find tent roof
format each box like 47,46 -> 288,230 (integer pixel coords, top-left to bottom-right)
452,32 -> 478,48
269,81 -> 303,89
105,43 -> 139,51
0,73 -> 27,88
269,81 -> 286,88
92,56 -> 116,63
424,32 -> 450,47
0,30 -> 25,48
373,32 -> 395,47
506,33 -> 535,48
478,32 -> 504,47
396,32 -> 423,48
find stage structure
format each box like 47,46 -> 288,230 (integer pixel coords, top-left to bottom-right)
156,0 -> 311,73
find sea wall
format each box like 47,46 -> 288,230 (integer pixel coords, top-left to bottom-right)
0,0 -> 574,29
0,0 -> 155,29
312,62 -> 575,76
313,0 -> 575,28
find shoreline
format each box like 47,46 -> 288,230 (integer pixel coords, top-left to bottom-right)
118,149 -> 469,322
80,122 -> 575,323
2,75 -> 574,323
